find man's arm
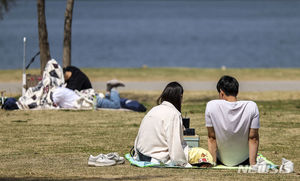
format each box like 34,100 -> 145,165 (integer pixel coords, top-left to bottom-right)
207,127 -> 217,163
249,128 -> 259,165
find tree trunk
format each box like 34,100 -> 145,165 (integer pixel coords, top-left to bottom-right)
63,0 -> 74,68
37,0 -> 51,75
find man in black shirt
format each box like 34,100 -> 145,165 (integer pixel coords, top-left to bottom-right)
63,66 -> 92,91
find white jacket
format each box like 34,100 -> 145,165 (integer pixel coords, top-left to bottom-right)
134,101 -> 189,166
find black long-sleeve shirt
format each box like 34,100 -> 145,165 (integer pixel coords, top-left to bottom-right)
64,66 -> 92,91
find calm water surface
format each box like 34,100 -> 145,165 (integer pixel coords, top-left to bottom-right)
0,0 -> 300,69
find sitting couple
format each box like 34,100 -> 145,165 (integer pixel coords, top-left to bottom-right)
133,75 -> 259,167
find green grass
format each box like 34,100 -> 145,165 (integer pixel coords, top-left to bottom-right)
0,91 -> 299,180
1,68 -> 300,82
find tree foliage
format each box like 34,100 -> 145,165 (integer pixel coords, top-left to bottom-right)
0,0 -> 15,19
1,0 -> 75,72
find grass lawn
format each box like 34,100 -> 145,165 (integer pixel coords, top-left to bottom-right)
1,68 -> 300,82
0,91 -> 299,180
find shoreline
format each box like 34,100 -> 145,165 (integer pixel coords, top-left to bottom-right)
0,68 -> 300,83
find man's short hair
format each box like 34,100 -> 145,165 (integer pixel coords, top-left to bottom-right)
217,75 -> 239,97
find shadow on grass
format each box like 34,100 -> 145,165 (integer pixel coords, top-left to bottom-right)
0,175 -> 165,181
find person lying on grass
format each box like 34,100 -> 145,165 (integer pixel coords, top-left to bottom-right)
53,79 -> 124,109
205,75 -> 260,166
62,66 -> 124,109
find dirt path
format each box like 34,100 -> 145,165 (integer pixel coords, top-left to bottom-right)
1,81 -> 300,94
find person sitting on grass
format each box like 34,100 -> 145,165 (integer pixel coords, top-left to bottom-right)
133,82 -> 191,167
205,75 -> 260,166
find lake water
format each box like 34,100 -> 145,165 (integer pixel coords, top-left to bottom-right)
1,0 -> 300,69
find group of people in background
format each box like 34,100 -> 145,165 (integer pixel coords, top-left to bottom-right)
2,60 -> 146,112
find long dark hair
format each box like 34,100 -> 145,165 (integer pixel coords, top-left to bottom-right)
157,81 -> 184,112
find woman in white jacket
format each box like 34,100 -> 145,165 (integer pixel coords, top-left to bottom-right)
134,82 -> 190,167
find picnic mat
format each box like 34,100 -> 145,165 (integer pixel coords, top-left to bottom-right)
125,153 -> 278,169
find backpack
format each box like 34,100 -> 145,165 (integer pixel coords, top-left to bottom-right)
1,98 -> 19,110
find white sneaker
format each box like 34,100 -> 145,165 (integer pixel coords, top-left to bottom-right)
88,154 -> 117,167
94,154 -> 117,167
88,153 -> 103,166
106,152 -> 125,164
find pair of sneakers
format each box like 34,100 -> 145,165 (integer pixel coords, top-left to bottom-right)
88,152 -> 125,167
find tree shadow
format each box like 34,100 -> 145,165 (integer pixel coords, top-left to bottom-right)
0,175 -> 165,181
